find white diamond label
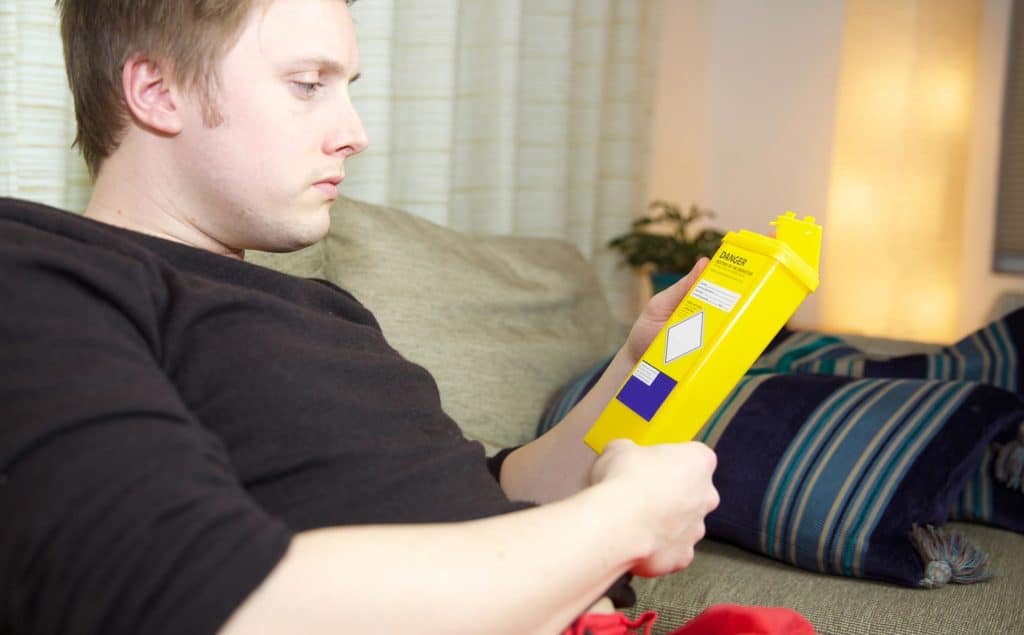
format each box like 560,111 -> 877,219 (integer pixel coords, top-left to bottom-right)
665,312 -> 704,364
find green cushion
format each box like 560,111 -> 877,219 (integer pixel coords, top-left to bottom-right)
247,196 -> 623,453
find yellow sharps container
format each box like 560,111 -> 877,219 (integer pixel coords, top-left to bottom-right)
585,212 -> 822,453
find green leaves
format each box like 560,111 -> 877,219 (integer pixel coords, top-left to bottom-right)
608,201 -> 724,274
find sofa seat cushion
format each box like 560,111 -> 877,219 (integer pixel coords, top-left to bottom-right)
628,523 -> 1024,635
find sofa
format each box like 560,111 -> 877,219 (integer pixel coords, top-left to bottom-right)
248,196 -> 1024,635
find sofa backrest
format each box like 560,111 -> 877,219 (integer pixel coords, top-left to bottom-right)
248,196 -> 624,453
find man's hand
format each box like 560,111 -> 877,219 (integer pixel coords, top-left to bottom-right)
623,258 -> 709,365
589,439 -> 719,577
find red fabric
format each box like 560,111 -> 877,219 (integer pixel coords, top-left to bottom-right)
563,610 -> 657,635
669,604 -> 816,635
564,605 -> 815,635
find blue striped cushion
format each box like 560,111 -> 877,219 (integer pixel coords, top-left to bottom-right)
698,374 -> 1020,585
535,355 -> 612,438
754,308 -> 1024,535
754,308 -> 1023,393
948,424 -> 1024,533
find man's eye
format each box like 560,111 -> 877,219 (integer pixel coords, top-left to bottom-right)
292,81 -> 325,98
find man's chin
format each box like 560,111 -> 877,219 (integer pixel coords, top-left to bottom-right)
259,231 -> 327,254
248,219 -> 331,254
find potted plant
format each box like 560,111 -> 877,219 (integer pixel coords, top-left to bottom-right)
607,201 -> 725,293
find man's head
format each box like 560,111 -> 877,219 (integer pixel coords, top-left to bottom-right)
58,0 -> 368,254
59,1 -> 243,176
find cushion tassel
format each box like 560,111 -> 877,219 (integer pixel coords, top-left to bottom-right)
910,524 -> 992,588
993,422 -> 1024,493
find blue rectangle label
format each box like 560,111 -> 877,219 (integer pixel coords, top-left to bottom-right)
616,361 -> 677,421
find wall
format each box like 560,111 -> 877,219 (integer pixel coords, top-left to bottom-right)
648,0 -> 1024,340
647,0 -> 846,329
646,1 -> 710,215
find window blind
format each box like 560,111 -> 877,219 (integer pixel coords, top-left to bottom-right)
995,2 -> 1024,273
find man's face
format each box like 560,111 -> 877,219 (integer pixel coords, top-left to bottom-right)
172,0 -> 367,253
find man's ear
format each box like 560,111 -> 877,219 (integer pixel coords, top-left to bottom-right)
121,54 -> 184,135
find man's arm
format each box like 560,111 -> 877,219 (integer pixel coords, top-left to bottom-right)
221,439 -> 717,635
499,259 -> 711,504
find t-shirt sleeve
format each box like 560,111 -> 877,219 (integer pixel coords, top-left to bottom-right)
0,230 -> 292,635
485,446 -> 519,483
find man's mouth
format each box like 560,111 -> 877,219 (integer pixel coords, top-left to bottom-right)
314,175 -> 344,199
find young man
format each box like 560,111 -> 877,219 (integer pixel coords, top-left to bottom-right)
0,1 -> 718,633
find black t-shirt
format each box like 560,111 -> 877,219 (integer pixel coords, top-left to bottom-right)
0,198 -> 532,634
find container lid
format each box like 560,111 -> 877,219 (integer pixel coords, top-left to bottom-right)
773,211 -> 822,272
722,229 -> 820,292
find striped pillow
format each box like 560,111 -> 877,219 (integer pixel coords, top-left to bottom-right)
753,308 -> 1024,536
536,355 -> 612,438
949,423 -> 1024,533
697,374 -> 1021,586
752,308 -> 1023,393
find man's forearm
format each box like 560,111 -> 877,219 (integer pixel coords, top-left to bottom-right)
220,482 -> 644,635
500,259 -> 709,505
499,346 -> 636,504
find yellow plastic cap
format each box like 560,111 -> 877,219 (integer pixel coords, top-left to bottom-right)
771,211 -> 822,272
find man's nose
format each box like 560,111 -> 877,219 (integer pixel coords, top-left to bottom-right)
327,99 -> 369,157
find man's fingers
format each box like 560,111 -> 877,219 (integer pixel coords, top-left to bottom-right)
646,258 -> 708,317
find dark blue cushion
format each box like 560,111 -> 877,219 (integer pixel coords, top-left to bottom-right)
536,356 -> 612,438
755,308 -> 1024,535
947,422 -> 1023,533
695,374 -> 1019,586
754,308 -> 1023,393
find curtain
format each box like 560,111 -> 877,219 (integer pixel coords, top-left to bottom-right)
993,2 -> 1024,273
0,0 -> 91,212
0,1 -> 660,319
345,0 -> 659,319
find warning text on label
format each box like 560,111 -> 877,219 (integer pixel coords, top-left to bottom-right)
691,279 -> 741,313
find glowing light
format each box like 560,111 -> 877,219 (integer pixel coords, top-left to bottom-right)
820,0 -> 979,343
922,69 -> 969,133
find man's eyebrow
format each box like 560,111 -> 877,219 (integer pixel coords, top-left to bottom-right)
289,57 -> 361,82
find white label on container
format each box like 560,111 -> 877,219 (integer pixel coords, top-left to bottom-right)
691,279 -> 741,313
632,361 -> 659,386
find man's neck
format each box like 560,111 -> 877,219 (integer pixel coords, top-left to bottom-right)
84,145 -> 243,260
